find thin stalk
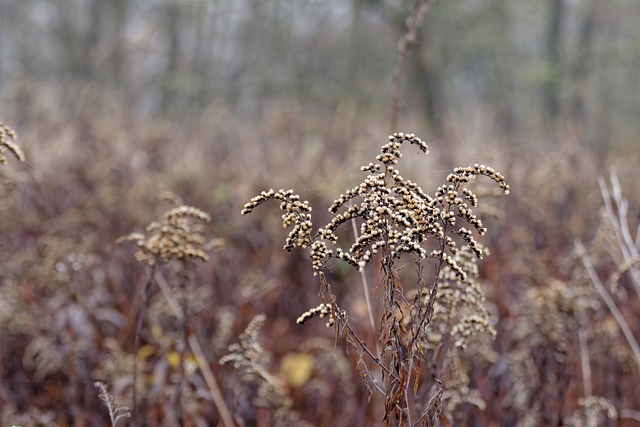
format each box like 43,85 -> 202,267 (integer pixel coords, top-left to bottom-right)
578,327 -> 592,398
171,263 -> 189,423
132,266 -> 154,424
350,215 -> 379,355
390,0 -> 435,132
575,239 -> 640,370
189,335 -> 237,427
599,175 -> 640,298
409,225 -> 448,352
318,272 -> 394,391
620,410 -> 640,422
155,271 -> 236,427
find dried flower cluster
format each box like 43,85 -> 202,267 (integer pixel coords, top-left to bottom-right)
566,396 -> 618,427
116,195 -> 215,423
242,189 -> 312,252
0,122 -> 24,165
221,314 -> 312,426
243,132 -> 509,425
95,381 -> 131,427
296,303 -> 347,327
119,205 -> 211,265
243,133 -> 509,280
22,335 -> 62,382
517,279 -> 595,353
221,314 -> 267,370
506,274 -> 600,424
430,246 -> 496,351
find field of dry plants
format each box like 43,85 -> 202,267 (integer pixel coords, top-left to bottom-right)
1,79 -> 640,427
3,1 -> 640,426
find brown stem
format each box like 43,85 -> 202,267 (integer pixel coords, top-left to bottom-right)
171,261 -> 189,424
575,239 -> 640,370
409,224 -> 448,353
155,271 -> 236,427
390,0 -> 436,132
350,214 -> 380,355
318,272 -> 396,390
132,265 -> 155,424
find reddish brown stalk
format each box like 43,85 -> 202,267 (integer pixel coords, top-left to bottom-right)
409,224 -> 447,353
318,273 -> 396,388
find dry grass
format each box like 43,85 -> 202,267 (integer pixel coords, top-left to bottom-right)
1,82 -> 640,426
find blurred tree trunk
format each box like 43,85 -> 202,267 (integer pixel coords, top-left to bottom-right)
543,0 -> 566,129
191,0 -> 210,108
160,2 -> 181,115
107,0 -> 128,87
570,0 -> 597,131
493,0 -> 518,136
85,1 -> 102,80
0,1 -> 6,88
348,0 -> 363,88
56,0 -> 102,80
412,18 -> 445,136
233,0 -> 267,116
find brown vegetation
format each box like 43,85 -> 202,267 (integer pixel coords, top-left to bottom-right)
1,83 -> 640,426
2,1 -> 640,426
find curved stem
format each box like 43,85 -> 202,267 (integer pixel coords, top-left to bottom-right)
409,224 -> 448,352
575,239 -> 640,371
319,273 -> 396,389
350,215 -> 380,355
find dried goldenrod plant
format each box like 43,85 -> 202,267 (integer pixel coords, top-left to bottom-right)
95,381 -> 131,427
565,172 -> 640,425
221,314 -> 312,427
0,122 -> 23,198
119,204 -> 211,266
118,194 -> 211,424
505,278 -> 597,425
575,172 -> 640,370
0,122 -> 24,165
565,396 -> 618,427
242,132 -> 509,425
507,171 -> 640,425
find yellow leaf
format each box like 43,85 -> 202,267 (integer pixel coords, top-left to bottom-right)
280,352 -> 314,387
138,344 -> 156,360
167,350 -> 181,368
166,351 -> 198,374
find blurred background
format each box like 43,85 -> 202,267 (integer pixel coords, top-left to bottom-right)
3,0 -> 640,146
1,0 -> 640,426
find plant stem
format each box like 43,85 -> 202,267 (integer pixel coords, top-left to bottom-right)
172,263 -> 189,424
599,174 -> 640,298
350,215 -> 380,355
390,0 -> 435,132
155,271 -> 237,427
575,239 -> 640,370
132,266 -> 154,424
578,327 -> 592,398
